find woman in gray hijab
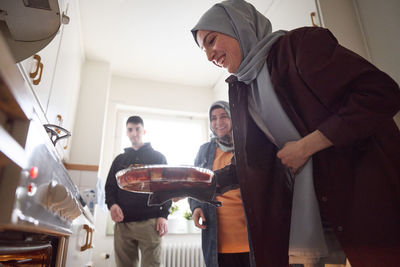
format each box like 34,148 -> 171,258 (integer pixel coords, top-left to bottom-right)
189,100 -> 251,267
191,1 -> 400,267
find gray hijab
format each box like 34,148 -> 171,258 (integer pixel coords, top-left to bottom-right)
209,100 -> 234,152
191,0 -> 286,83
192,0 -> 329,263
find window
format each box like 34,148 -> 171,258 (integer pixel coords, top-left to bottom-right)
119,114 -> 207,165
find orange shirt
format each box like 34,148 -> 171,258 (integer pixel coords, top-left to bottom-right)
213,147 -> 250,253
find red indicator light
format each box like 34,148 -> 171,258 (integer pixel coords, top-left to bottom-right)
29,167 -> 39,179
27,183 -> 37,196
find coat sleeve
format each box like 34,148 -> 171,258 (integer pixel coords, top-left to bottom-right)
156,152 -> 171,218
189,145 -> 206,212
214,159 -> 239,195
295,27 -> 400,147
105,157 -> 120,209
159,200 -> 172,218
160,153 -> 167,164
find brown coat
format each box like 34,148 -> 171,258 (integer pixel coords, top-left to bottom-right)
226,27 -> 400,267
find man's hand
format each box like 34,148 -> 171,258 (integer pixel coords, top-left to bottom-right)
192,208 -> 206,230
156,217 -> 168,237
110,204 -> 124,222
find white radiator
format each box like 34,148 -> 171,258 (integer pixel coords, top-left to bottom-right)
162,242 -> 205,267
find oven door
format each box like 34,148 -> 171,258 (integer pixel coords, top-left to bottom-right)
0,229 -> 63,267
0,242 -> 52,266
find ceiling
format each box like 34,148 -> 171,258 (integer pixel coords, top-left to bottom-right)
79,0 -> 272,88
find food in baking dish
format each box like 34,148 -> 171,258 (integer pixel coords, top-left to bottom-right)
115,165 -> 219,206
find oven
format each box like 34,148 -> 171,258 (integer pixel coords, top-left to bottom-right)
0,31 -> 94,267
0,230 -> 57,266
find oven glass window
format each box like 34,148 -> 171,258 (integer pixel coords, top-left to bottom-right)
0,243 -> 51,266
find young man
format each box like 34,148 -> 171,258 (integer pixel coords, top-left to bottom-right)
105,116 -> 171,267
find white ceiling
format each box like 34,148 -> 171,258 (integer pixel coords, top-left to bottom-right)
79,0 -> 272,88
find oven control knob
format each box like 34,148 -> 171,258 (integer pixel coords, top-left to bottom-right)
61,199 -> 81,221
48,183 -> 71,214
29,166 -> 39,179
34,183 -> 50,208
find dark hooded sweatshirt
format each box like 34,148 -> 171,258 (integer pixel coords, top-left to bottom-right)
105,143 -> 171,222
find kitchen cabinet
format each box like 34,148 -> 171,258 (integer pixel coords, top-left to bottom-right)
46,0 -> 83,159
315,0 -> 369,59
265,0 -> 319,31
265,0 -> 369,60
18,29 -> 63,115
17,0 -> 83,160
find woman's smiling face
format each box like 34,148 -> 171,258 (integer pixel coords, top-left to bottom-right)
210,108 -> 231,138
196,30 -> 242,74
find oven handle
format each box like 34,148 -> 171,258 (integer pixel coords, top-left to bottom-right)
0,243 -> 52,264
88,226 -> 94,249
80,224 -> 93,251
0,243 -> 51,254
43,124 -> 71,146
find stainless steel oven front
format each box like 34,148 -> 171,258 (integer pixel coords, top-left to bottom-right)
0,114 -> 87,267
0,33 -> 93,267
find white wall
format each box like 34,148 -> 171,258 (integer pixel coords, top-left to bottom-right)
211,69 -> 231,102
69,60 -> 111,165
212,72 -> 230,102
110,75 -> 214,113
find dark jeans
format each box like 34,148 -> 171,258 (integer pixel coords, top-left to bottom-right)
218,252 -> 251,267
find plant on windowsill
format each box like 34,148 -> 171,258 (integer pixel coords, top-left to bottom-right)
169,203 -> 179,216
183,210 -> 192,220
183,210 -> 199,233
167,203 -> 181,233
